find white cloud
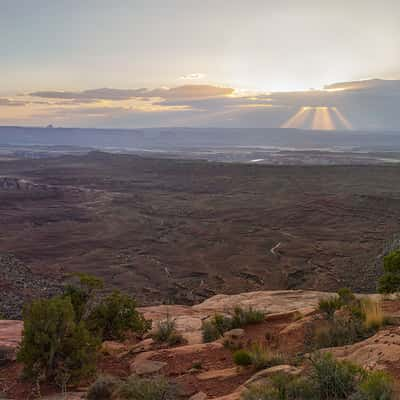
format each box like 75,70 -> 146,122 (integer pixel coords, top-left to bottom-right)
179,73 -> 206,80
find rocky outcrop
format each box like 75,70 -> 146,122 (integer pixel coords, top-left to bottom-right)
140,290 -> 336,345
193,290 -> 335,314
326,327 -> 400,372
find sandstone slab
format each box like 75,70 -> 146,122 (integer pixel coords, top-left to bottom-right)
244,364 -> 302,387
197,367 -> 239,381
130,359 -> 167,375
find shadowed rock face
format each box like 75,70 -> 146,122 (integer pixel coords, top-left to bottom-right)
1,153 -> 400,306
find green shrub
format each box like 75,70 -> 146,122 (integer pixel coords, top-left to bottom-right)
116,376 -> 178,400
87,375 -> 118,400
242,384 -> 280,400
313,316 -> 366,349
361,299 -> 384,331
235,343 -> 283,371
201,314 -> 233,342
357,370 -> 393,400
378,250 -> 400,294
318,297 -> 342,320
202,320 -> 221,343
213,313 -> 235,334
153,315 -> 184,346
87,291 -> 151,340
202,308 -> 264,343
310,353 -> 360,399
232,307 -> 265,327
72,272 -> 104,293
337,287 -> 356,305
17,296 -> 99,383
313,291 -> 383,350
233,349 -> 253,366
248,343 -> 283,371
272,374 -> 317,400
242,374 -> 316,400
62,272 -> 104,322
241,353 -> 394,400
62,285 -> 90,322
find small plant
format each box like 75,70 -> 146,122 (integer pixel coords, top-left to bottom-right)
191,361 -> 203,370
313,290 -> 384,349
313,316 -> 364,349
310,353 -> 361,399
378,250 -> 400,294
361,298 -> 384,331
337,287 -> 356,305
318,297 -> 342,320
242,374 -> 315,400
248,342 -> 283,371
87,375 -> 118,400
201,314 -> 233,342
242,384 -> 280,400
213,313 -> 235,334
233,349 -> 253,366
153,314 -> 184,346
116,375 -> 178,400
202,320 -> 221,343
232,307 -> 265,327
357,370 -> 393,400
87,291 -> 151,340
201,308 -> 264,343
234,343 -> 283,371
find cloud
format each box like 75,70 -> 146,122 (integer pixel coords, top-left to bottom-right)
0,98 -> 28,107
30,88 -> 148,101
324,78 -> 400,93
179,73 -> 206,80
30,85 -> 234,102
6,79 -> 400,130
154,95 -> 274,111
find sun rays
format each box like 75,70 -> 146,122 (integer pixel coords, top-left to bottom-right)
282,106 -> 352,130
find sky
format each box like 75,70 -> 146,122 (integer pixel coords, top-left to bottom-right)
1,0 -> 400,130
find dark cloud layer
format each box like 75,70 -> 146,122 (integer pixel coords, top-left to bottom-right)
0,98 -> 28,107
30,85 -> 234,102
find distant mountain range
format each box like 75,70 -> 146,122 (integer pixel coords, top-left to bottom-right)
1,126 -> 400,153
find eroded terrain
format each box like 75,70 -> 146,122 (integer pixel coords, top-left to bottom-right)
1,152 -> 400,305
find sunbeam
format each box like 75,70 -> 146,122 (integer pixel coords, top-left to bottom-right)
281,107 -> 312,128
331,107 -> 353,130
311,107 -> 335,130
282,106 -> 353,130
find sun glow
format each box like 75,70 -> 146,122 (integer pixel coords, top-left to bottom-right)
282,106 -> 352,130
